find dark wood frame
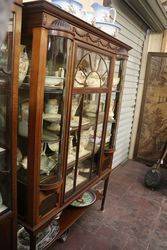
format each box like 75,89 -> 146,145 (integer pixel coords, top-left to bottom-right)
17,1 -> 131,249
0,1 -> 22,249
134,52 -> 167,164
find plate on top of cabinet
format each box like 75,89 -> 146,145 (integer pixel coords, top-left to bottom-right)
71,190 -> 96,207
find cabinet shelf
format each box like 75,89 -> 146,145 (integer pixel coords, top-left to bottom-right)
40,177 -> 61,191
19,83 -> 63,94
47,190 -> 102,248
67,152 -> 92,169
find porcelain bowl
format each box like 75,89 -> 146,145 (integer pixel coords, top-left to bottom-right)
51,0 -> 71,12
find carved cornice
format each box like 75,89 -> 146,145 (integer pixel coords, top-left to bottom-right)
22,0 -> 131,55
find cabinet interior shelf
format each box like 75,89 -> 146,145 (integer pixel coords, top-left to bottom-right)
19,83 -> 63,94
67,152 -> 92,169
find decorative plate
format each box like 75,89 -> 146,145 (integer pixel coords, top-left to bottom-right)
71,190 -> 96,207
17,219 -> 60,250
70,117 -> 90,128
43,113 -> 61,123
42,130 -> 59,142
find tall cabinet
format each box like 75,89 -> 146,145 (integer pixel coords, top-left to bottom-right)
0,1 -> 22,249
17,1 -> 131,249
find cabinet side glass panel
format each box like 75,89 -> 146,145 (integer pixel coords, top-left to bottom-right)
39,36 -> 72,216
17,37 -> 31,218
0,14 -> 14,213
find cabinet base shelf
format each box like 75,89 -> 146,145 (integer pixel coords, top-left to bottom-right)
46,190 -> 102,249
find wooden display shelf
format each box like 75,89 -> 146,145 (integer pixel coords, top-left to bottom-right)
67,152 -> 92,169
40,178 -> 62,191
19,83 -> 63,94
47,190 -> 102,248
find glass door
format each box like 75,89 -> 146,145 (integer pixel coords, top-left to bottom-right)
105,57 -> 124,149
17,27 -> 73,217
65,46 -> 111,198
0,14 -> 14,214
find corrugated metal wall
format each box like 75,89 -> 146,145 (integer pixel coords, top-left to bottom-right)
108,0 -> 148,168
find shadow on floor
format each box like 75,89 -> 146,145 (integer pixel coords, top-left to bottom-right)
52,160 -> 167,250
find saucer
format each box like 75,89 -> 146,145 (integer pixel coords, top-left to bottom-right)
43,113 -> 61,123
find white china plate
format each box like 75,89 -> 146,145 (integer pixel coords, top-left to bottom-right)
43,113 -> 61,123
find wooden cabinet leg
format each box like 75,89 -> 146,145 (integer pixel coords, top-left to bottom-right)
30,233 -> 37,250
101,176 -> 110,211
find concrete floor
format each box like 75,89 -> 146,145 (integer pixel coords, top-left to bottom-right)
53,160 -> 167,250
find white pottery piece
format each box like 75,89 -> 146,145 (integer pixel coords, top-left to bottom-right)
70,0 -> 84,18
82,12 -> 96,25
19,45 -> 29,85
86,72 -> 101,87
45,76 -> 64,86
0,193 -> 3,207
71,99 -> 79,118
20,156 -> 28,169
19,120 -> 28,137
48,142 -> 59,152
51,0 -> 71,12
84,100 -> 97,114
43,113 -> 61,123
47,122 -> 60,132
67,136 -> 76,163
95,21 -> 121,36
91,2 -> 111,22
45,99 -> 59,115
17,148 -> 22,166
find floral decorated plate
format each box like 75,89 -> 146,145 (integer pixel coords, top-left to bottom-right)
17,219 -> 59,250
71,190 -> 96,207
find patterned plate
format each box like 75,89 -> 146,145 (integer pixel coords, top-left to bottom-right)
71,190 -> 96,207
17,219 -> 59,250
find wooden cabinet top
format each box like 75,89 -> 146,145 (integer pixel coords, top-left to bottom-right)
22,0 -> 131,57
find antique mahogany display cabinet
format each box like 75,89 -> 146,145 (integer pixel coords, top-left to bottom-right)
0,0 -> 22,249
17,1 -> 131,248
